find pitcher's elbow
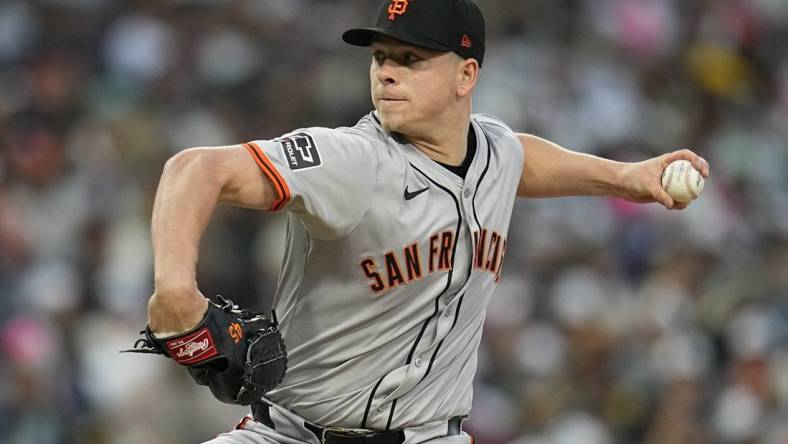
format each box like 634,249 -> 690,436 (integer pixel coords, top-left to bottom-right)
162,147 -> 202,175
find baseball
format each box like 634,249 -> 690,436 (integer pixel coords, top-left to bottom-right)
661,160 -> 705,203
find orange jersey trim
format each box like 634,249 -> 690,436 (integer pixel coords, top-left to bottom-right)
243,142 -> 291,211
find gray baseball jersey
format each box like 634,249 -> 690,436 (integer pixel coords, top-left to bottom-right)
243,111 -> 523,431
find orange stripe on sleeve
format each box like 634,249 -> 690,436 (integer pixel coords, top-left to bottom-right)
243,142 -> 291,211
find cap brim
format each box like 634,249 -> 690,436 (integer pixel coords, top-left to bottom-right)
342,27 -> 451,52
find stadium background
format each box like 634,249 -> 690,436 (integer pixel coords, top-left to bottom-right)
0,0 -> 787,443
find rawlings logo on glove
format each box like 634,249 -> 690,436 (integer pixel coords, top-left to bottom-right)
123,296 -> 287,405
168,330 -> 217,363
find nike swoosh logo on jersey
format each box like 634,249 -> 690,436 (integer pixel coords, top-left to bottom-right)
404,186 -> 429,201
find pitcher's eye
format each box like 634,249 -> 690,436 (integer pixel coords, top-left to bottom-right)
403,53 -> 421,66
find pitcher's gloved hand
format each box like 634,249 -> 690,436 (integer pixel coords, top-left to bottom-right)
124,296 -> 287,405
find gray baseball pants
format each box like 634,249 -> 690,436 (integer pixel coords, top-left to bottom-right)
203,401 -> 472,444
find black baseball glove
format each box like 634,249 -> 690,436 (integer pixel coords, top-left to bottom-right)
123,296 -> 287,405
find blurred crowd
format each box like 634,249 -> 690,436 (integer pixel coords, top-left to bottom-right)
0,0 -> 786,443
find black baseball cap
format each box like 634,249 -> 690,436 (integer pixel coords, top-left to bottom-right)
342,0 -> 486,67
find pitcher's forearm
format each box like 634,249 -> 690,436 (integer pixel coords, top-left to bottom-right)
149,149 -> 220,332
517,134 -> 629,198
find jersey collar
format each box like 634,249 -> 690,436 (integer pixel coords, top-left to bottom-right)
368,111 -> 483,187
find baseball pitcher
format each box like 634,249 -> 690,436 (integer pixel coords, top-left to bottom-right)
128,0 -> 710,443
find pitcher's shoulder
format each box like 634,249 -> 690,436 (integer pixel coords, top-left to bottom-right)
281,115 -> 385,161
331,112 -> 390,147
471,113 -> 516,137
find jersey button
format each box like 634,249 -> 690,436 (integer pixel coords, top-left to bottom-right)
376,403 -> 388,413
415,356 -> 424,368
444,310 -> 452,318
463,188 -> 472,199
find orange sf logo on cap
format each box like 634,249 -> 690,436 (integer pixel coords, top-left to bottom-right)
228,323 -> 243,344
388,0 -> 410,21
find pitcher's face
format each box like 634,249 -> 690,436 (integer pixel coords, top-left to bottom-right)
370,37 -> 464,134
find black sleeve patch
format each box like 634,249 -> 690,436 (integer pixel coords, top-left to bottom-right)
279,133 -> 322,171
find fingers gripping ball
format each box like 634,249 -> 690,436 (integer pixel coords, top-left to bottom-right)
125,296 -> 287,405
661,160 -> 705,203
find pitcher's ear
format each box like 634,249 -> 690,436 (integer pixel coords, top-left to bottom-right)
457,57 -> 480,97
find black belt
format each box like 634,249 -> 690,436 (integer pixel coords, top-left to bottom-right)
251,401 -> 463,444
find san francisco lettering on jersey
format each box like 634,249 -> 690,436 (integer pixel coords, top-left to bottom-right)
473,229 -> 507,282
359,229 -> 454,294
359,227 -> 507,294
